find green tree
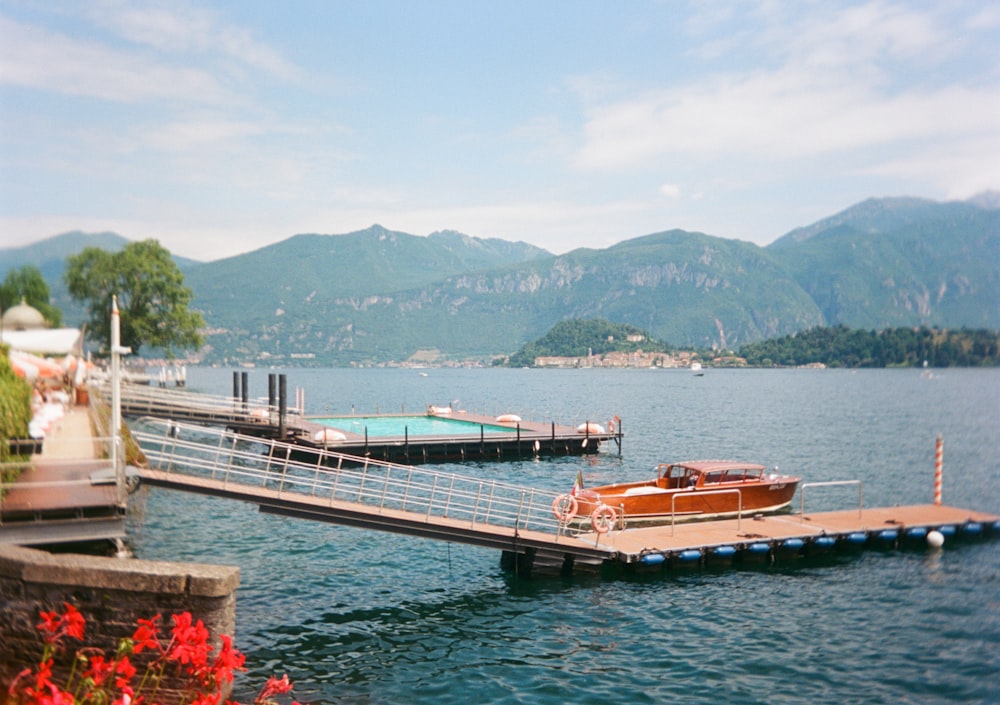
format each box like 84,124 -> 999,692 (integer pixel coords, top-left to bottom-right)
1,265 -> 62,327
64,239 -> 205,357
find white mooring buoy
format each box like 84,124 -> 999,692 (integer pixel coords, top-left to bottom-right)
927,530 -> 945,548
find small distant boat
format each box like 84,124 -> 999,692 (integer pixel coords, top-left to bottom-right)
691,361 -> 704,376
563,460 -> 800,528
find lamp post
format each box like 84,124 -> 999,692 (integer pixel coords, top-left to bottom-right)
110,296 -> 132,503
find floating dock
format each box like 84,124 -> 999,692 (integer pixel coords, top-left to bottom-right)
130,419 -> 998,577
573,504 -> 999,573
114,376 -> 622,464
289,410 -> 620,464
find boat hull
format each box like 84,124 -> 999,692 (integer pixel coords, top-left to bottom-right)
570,460 -> 799,527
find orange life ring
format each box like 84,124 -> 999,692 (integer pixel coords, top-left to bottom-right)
591,504 -> 618,534
552,494 -> 579,523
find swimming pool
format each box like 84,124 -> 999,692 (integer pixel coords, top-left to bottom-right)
312,414 -> 518,437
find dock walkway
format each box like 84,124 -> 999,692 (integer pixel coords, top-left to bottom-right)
132,418 -> 999,575
0,405 -> 126,546
580,504 -> 998,569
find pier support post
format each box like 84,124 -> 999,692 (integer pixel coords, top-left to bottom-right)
279,374 -> 287,439
268,373 -> 276,412
241,372 -> 249,411
934,434 -> 943,505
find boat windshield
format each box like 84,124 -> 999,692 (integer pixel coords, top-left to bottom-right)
658,464 -> 699,488
702,466 -> 765,484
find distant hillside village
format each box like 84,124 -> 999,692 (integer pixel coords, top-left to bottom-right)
531,332 -> 680,367
533,350 -> 747,369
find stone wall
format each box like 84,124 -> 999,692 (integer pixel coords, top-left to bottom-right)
0,544 -> 239,701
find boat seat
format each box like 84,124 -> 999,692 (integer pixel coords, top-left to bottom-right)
624,486 -> 669,496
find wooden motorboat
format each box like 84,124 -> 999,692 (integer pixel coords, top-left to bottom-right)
560,460 -> 800,529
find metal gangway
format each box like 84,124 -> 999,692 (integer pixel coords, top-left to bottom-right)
98,382 -> 304,426
131,418 -> 614,568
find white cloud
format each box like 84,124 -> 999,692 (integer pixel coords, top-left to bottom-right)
659,183 -> 681,199
0,16 -> 227,103
87,0 -> 303,83
573,1 -> 999,179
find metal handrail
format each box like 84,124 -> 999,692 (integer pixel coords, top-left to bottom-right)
671,488 -> 743,536
130,418 -> 574,537
799,480 -> 863,520
92,381 -> 305,419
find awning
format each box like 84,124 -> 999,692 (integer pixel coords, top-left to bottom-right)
9,350 -> 65,382
1,328 -> 83,355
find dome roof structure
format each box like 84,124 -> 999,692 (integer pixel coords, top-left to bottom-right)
2,298 -> 48,331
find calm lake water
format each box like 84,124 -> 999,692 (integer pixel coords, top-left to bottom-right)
128,367 -> 1000,705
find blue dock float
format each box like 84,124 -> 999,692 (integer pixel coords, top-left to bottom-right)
872,528 -> 899,548
589,505 -> 999,576
707,545 -> 738,567
775,537 -> 805,559
673,548 -> 703,568
961,522 -> 983,538
840,531 -> 869,551
743,542 -> 772,564
808,535 -> 837,556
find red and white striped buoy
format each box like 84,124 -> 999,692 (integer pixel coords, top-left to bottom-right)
933,434 -> 943,506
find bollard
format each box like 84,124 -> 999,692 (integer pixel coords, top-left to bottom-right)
933,434 -> 943,505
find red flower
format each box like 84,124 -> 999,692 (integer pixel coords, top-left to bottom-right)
36,603 -> 85,646
14,606 -> 290,705
35,659 -> 54,691
114,656 -> 137,689
111,685 -> 134,705
83,654 -> 113,687
255,674 -> 293,703
132,615 -> 162,654
37,682 -> 75,705
211,635 -> 246,685
61,604 -> 85,640
36,611 -> 61,640
189,693 -> 222,705
169,613 -> 211,668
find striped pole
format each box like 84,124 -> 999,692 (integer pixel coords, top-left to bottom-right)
933,434 -> 943,506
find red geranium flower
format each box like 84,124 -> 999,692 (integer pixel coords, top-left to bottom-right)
83,654 -> 113,687
211,634 -> 246,685
114,656 -> 137,689
61,604 -> 85,640
255,674 -> 293,703
132,615 -> 162,654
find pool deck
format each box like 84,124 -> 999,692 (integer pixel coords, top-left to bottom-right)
117,382 -> 622,464
287,409 -> 621,463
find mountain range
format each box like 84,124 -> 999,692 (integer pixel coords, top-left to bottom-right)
2,194 -> 997,365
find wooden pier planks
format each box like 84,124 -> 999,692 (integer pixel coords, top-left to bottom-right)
1,407 -> 126,545
583,504 -> 999,559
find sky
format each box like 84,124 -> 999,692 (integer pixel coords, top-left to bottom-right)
1,0 -> 998,262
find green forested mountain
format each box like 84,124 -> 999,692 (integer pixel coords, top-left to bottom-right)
183,225 -> 549,332
506,319 -> 668,367
189,227 -> 825,365
0,231 -> 201,329
768,199 -> 999,330
738,325 -> 1000,367
2,194 -> 996,365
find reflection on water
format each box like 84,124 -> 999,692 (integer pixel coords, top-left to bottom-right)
129,368 -> 1000,705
